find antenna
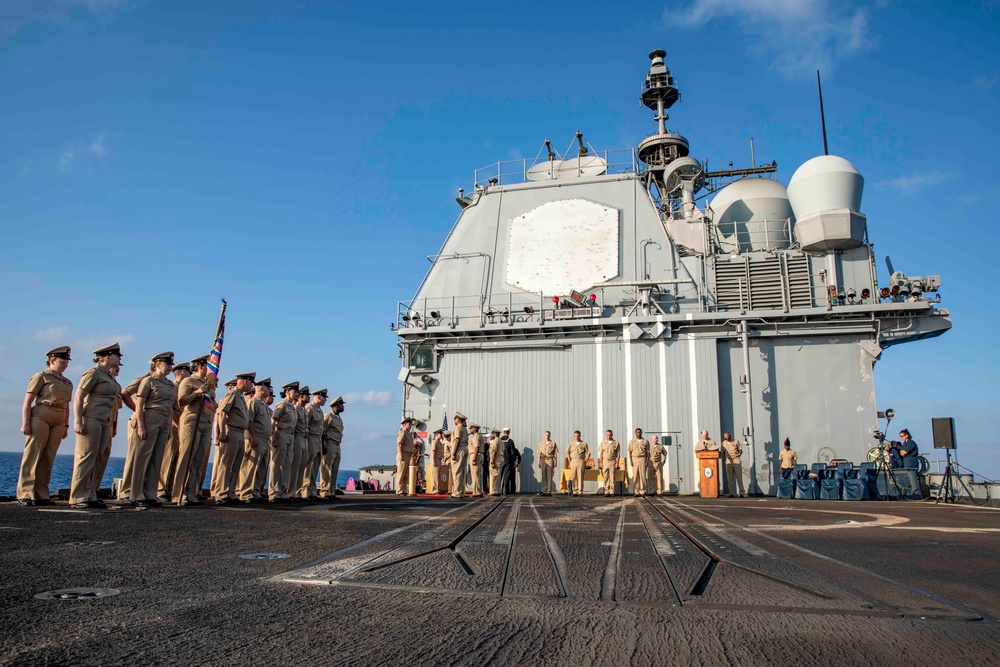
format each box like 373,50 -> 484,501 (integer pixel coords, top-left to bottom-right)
817,70 -> 829,156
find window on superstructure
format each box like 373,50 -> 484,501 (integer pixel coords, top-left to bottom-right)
408,345 -> 435,372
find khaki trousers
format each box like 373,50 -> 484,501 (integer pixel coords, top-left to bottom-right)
287,433 -> 307,497
93,436 -> 113,501
450,448 -> 468,498
570,459 -> 585,495
173,417 -> 211,504
649,460 -> 664,494
539,458 -> 555,494
602,464 -> 616,495
69,418 -> 113,505
489,466 -> 503,495
427,464 -> 440,494
395,452 -> 413,494
237,435 -> 267,501
255,441 -> 271,497
269,429 -> 294,499
17,405 -> 66,500
726,462 -> 745,496
120,415 -> 139,498
130,411 -> 170,502
301,434 -> 323,497
212,431 -> 245,500
631,456 -> 648,495
320,444 -> 341,497
469,454 -> 483,495
158,424 -> 179,499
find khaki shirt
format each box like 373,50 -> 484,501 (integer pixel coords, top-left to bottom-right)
628,438 -> 650,459
245,396 -> 272,447
469,433 -> 483,462
79,366 -> 122,422
695,438 -> 719,451
272,398 -> 297,432
721,438 -> 742,465
450,424 -> 469,451
649,442 -> 666,463
323,411 -> 344,445
177,376 -> 215,426
431,437 -> 446,466
123,373 -> 148,397
294,404 -> 308,436
217,388 -> 250,430
27,369 -> 73,410
489,436 -> 505,467
779,448 -> 798,469
397,428 -> 415,457
598,440 -> 621,468
136,376 -> 177,416
537,440 -> 558,465
305,404 -> 326,438
568,441 -> 590,462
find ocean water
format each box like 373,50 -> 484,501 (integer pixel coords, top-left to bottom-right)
0,451 -> 358,497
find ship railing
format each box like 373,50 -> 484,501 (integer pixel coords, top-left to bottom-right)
710,218 -> 795,254
396,291 -> 611,331
472,148 -> 639,189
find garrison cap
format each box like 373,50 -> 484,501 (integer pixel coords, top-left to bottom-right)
299,385 -> 311,395
255,377 -> 271,386
331,395 -> 345,405
313,388 -> 328,397
172,362 -> 191,373
150,351 -> 174,364
190,355 -> 210,365
281,381 -> 299,390
46,346 -> 72,360
225,379 -> 238,388
455,411 -> 466,420
93,342 -> 121,357
235,371 -> 256,381
401,417 -> 413,425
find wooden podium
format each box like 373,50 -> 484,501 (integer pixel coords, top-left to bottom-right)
696,450 -> 721,498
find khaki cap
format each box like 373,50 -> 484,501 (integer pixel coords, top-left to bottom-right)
235,371 -> 256,381
46,346 -> 72,360
455,411 -> 466,420
469,423 -> 480,429
255,377 -> 271,386
150,351 -> 174,364
224,379 -> 238,388
313,388 -> 328,397
190,355 -> 210,365
331,395 -> 345,404
299,385 -> 310,395
433,428 -> 443,435
172,362 -> 191,373
281,381 -> 299,390
94,342 -> 121,357
401,417 -> 413,425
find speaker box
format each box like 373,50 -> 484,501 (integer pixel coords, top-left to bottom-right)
932,417 -> 956,450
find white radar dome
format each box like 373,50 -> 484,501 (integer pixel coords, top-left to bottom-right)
787,155 -> 864,218
710,178 -> 793,252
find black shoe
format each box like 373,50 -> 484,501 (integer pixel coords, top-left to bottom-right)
35,498 -> 55,506
215,498 -> 234,506
135,499 -> 161,508
17,498 -> 35,507
93,499 -> 107,508
156,496 -> 171,504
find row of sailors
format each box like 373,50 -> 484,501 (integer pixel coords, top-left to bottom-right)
396,416 -> 676,497
16,344 -> 346,509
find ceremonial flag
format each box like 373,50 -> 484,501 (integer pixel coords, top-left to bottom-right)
204,299 -> 227,403
442,407 -> 448,432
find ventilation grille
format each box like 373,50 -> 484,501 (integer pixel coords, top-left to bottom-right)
713,253 -> 814,312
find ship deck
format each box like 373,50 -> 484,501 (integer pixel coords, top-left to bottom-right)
2,495 -> 999,666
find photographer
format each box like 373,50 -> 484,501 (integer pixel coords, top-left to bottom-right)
895,429 -> 919,469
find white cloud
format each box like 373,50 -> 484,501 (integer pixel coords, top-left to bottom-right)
344,390 -> 394,407
874,171 -> 949,193
34,325 -> 72,342
89,132 -> 107,156
666,0 -> 879,77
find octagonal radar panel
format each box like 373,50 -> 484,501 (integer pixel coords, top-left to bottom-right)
506,198 -> 620,296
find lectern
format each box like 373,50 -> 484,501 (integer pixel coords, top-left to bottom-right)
696,450 -> 721,498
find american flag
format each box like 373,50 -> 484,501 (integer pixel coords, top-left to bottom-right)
205,299 -> 226,404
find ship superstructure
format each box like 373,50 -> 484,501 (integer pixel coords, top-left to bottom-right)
394,50 -> 950,495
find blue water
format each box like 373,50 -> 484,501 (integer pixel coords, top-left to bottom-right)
0,451 -> 358,497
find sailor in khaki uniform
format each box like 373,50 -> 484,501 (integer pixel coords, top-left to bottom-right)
536,432 -> 558,497
395,418 -> 415,495
427,429 -> 444,494
289,386 -> 310,499
157,362 -> 190,502
173,355 -> 217,506
70,343 -> 124,508
488,428 -> 505,496
118,369 -> 151,501
239,377 -> 273,503
319,394 -> 345,499
721,432 -> 745,497
17,346 -> 73,506
210,379 -> 238,498
597,430 -> 621,496
269,381 -> 299,501
130,352 -> 177,506
258,388 -> 275,497
648,434 -> 666,496
213,372 -> 255,504
467,424 -> 484,497
449,412 -> 469,499
94,365 -> 129,501
303,389 -> 329,499
567,431 -> 590,496
778,438 -> 797,473
628,428 -> 650,497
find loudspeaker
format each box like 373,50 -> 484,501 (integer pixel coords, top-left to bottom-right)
932,417 -> 956,450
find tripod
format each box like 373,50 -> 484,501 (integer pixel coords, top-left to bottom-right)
935,448 -> 974,504
872,443 -> 905,500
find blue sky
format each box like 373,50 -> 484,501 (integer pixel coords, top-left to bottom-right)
1,1 -> 998,476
